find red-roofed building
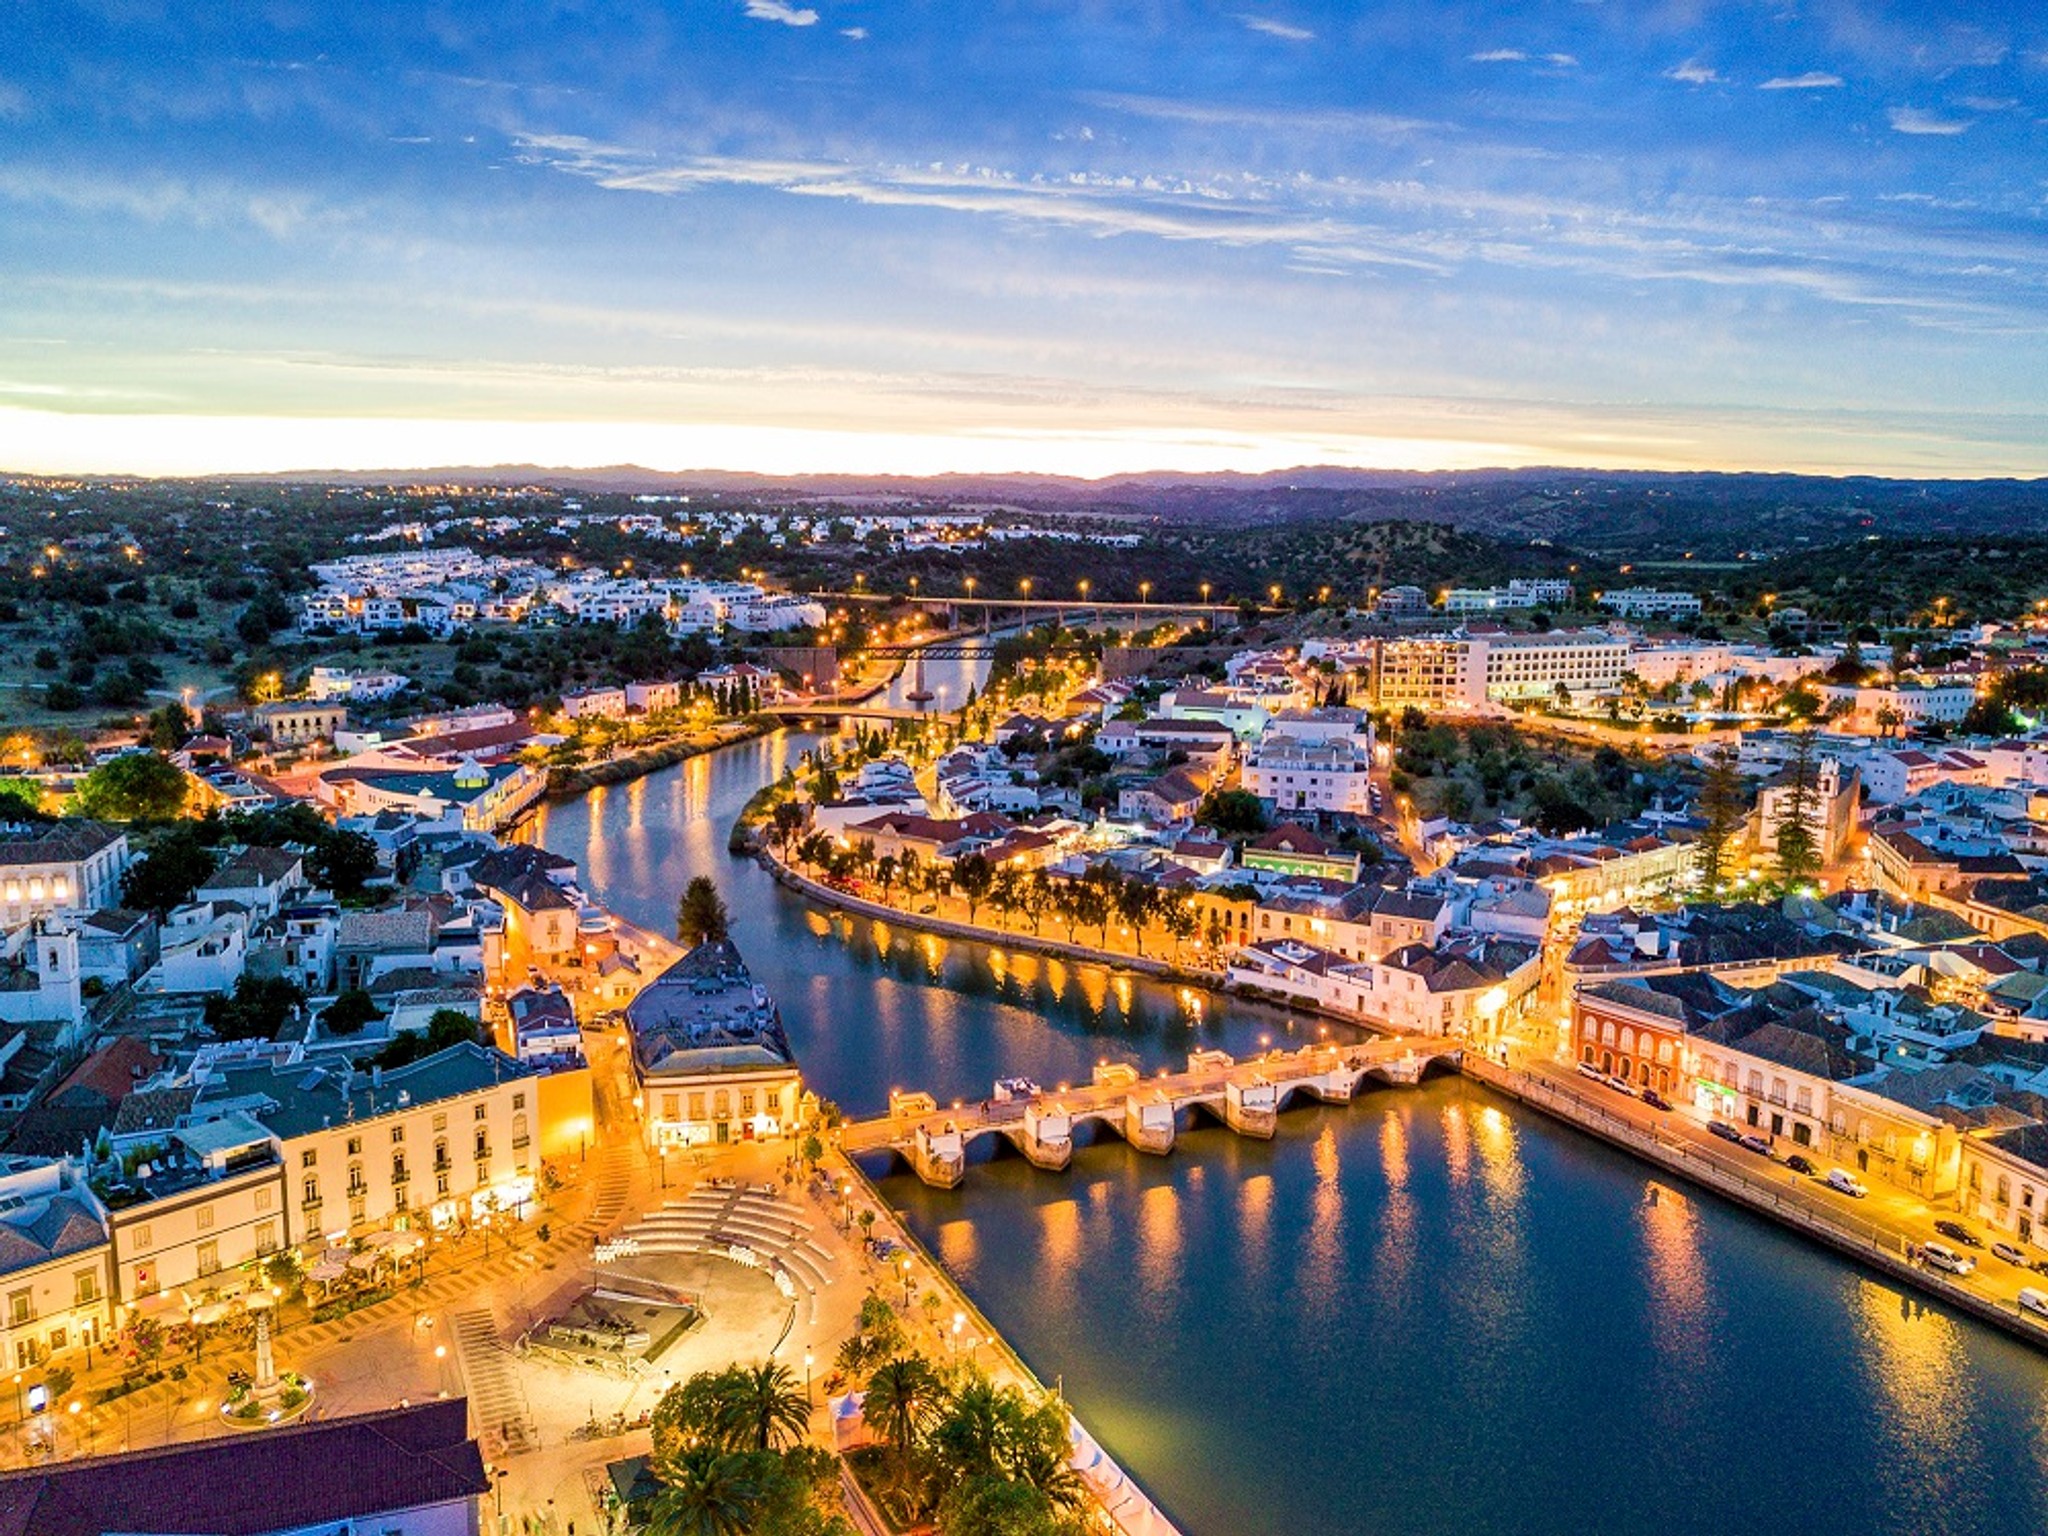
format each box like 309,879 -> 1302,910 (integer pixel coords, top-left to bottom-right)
0,1398 -> 488,1536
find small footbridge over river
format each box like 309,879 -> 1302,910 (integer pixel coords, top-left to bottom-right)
839,1034 -> 1463,1187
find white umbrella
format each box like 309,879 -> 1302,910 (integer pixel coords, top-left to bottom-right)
306,1259 -> 348,1283
347,1251 -> 382,1273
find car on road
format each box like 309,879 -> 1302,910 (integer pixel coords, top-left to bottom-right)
1824,1169 -> 1868,1197
2021,1287 -> 2048,1321
1707,1121 -> 1743,1143
1784,1154 -> 1818,1176
1993,1241 -> 2031,1267
1641,1090 -> 1673,1112
1736,1133 -> 1773,1156
1935,1220 -> 1985,1249
1922,1240 -> 1976,1277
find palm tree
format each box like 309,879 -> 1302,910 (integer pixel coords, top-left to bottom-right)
863,1355 -> 940,1478
723,1361 -> 809,1451
642,1446 -> 760,1536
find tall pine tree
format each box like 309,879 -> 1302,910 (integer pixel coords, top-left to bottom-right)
1693,746 -> 1743,896
1772,727 -> 1822,888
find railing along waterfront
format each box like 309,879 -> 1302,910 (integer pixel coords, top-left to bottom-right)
833,1151 -> 1186,1536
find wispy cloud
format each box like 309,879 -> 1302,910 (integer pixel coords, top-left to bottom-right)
742,1 -> 818,26
1470,49 -> 1528,63
1666,60 -> 1722,85
1077,92 -> 1438,139
1888,106 -> 1972,136
840,27 -> 866,41
1760,72 -> 1844,90
508,133 -> 2048,331
1236,15 -> 1314,42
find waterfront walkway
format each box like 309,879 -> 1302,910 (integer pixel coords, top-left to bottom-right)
842,1034 -> 1461,1186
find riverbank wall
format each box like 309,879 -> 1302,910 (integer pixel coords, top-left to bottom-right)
762,853 -> 1222,986
1461,1054 -> 2048,1354
543,717 -> 776,800
833,1150 -> 1185,1536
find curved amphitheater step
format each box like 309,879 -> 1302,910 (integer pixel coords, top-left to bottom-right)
453,1307 -> 538,1459
609,1191 -> 838,1324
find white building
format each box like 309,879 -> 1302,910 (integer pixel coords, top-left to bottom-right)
1241,735 -> 1377,815
1598,588 -> 1704,621
0,822 -> 129,929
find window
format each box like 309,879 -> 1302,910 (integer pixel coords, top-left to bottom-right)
133,1224 -> 151,1249
432,1112 -> 448,1132
8,1290 -> 31,1327
474,1130 -> 489,1160
303,1176 -> 320,1204
255,1220 -> 278,1255
346,1136 -> 362,1155
513,1092 -> 526,1111
474,1103 -> 487,1122
255,1186 -> 273,1213
301,1149 -> 318,1168
196,1240 -> 219,1276
74,1270 -> 97,1306
195,1204 -> 214,1232
391,1125 -> 405,1143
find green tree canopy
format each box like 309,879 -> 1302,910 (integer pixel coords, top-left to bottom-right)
121,827 -> 218,915
677,875 -> 733,948
74,752 -> 189,822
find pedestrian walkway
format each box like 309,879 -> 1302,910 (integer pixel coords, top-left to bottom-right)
453,1307 -> 537,1459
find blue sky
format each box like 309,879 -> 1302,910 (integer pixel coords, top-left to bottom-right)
0,1 -> 2044,476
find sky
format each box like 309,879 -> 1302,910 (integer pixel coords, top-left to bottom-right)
0,1 -> 2045,479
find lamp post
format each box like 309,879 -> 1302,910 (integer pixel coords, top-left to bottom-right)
804,1348 -> 814,1404
899,1257 -> 912,1308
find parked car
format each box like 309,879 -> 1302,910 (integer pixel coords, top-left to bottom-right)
2020,1287 -> 2048,1321
1641,1090 -> 1673,1112
1784,1154 -> 1818,1176
1935,1220 -> 1984,1249
1922,1241 -> 1976,1277
1576,1061 -> 1606,1084
1993,1241 -> 2031,1267
1736,1133 -> 1772,1156
1824,1169 -> 1868,1198
1707,1121 -> 1743,1142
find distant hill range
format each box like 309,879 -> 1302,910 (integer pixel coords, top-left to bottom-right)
234,464 -> 2048,559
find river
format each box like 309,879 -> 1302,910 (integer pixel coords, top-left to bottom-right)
526,709 -> 2048,1536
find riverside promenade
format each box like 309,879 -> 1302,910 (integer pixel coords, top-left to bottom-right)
830,1147 -> 1185,1536
762,851 -> 1218,983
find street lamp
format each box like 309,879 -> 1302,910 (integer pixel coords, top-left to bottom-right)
804,1348 -> 814,1403
1139,581 -> 1151,603
899,1256 -> 913,1306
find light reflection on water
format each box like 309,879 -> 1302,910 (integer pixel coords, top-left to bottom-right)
537,733 -> 2048,1536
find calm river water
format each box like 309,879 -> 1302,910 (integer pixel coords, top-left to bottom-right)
529,707 -> 2048,1536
